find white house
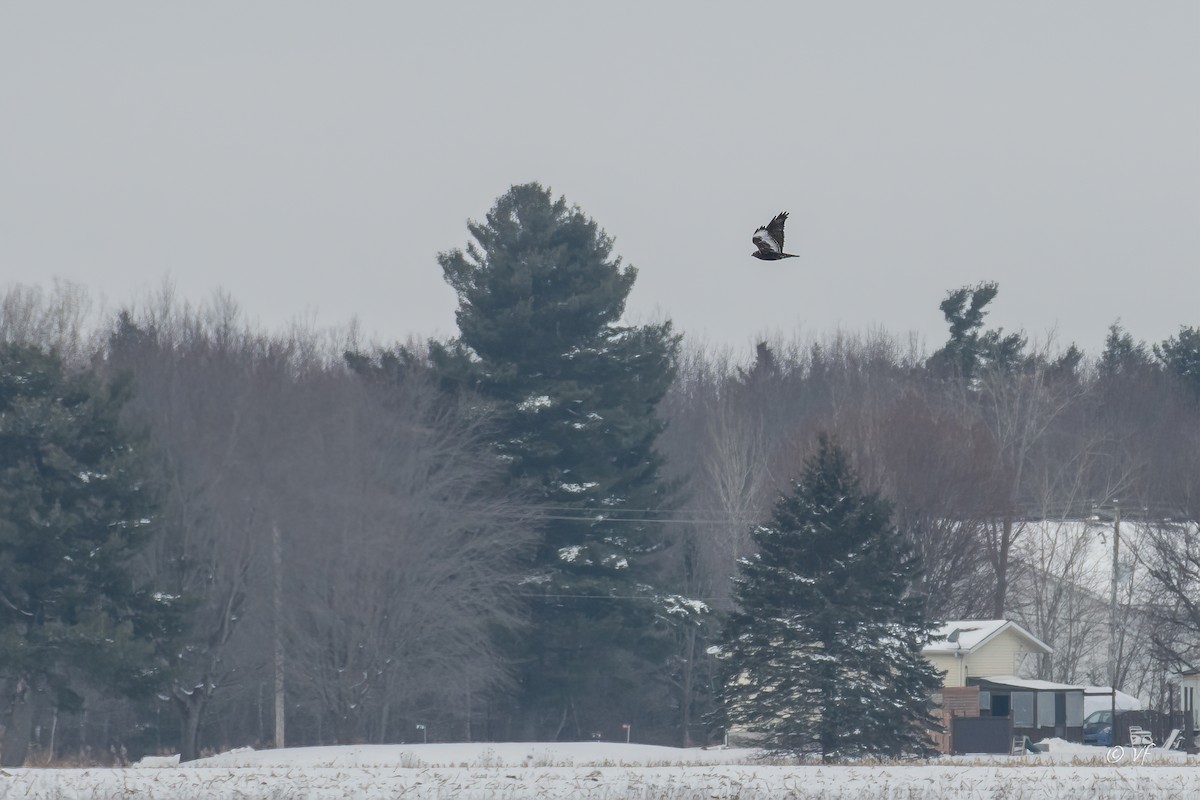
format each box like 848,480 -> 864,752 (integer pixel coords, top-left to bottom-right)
924,620 -> 1095,747
923,620 -> 1052,688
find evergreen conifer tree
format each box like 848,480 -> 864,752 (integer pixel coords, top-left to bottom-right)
928,282 -> 1025,380
430,183 -> 680,739
1099,322 -> 1154,380
0,344 -> 172,766
716,435 -> 941,761
1155,326 -> 1200,398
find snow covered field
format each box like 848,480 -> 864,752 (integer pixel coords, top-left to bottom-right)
3,741 -> 1199,799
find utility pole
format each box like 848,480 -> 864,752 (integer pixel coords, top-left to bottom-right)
1109,502 -> 1120,742
273,521 -> 285,749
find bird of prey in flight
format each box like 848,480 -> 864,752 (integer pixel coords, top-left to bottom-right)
751,212 -> 798,260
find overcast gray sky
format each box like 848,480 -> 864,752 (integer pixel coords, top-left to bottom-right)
3,2 -> 1197,356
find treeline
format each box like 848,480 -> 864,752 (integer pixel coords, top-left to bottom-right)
660,296 -> 1200,717
1,186 -> 1198,764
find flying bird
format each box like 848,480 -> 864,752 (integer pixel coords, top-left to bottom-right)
751,212 -> 798,260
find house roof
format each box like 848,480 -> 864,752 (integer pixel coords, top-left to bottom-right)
924,619 -> 1053,656
968,675 -> 1083,692
1082,686 -> 1142,715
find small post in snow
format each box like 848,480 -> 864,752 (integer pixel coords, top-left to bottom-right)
415,723 -> 427,744
622,722 -> 631,743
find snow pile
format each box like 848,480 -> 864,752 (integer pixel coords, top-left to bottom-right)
5,742 -> 1200,799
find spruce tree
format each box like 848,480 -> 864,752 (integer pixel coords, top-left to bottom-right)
430,183 -> 680,739
716,435 -> 941,761
0,344 -> 171,766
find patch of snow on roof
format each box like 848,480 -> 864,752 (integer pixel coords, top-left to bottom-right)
924,620 -> 1010,653
924,619 -> 1053,655
1083,686 -> 1143,715
974,675 -> 1084,691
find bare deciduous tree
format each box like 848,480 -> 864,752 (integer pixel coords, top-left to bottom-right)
107,294 -> 292,760
970,347 -> 1084,617
0,279 -> 97,365
280,366 -> 534,744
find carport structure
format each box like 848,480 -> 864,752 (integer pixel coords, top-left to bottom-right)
967,675 -> 1085,744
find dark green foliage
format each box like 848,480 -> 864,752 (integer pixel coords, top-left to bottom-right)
0,344 -> 172,762
1099,322 -> 1154,380
928,282 -> 1026,380
717,436 -> 942,761
1155,326 -> 1200,397
431,183 -> 680,738
1045,344 -> 1085,388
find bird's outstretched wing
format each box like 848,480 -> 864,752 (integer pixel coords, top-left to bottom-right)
752,212 -> 789,256
765,211 -> 789,251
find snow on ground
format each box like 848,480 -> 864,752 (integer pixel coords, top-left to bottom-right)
178,741 -> 759,769
3,742 -> 1200,799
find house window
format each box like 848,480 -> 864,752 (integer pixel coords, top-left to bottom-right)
1012,692 -> 1035,727
1037,692 -> 1055,728
1066,692 -> 1083,727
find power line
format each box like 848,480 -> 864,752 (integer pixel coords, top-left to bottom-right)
506,504 -> 729,515
516,593 -> 722,602
460,505 -> 760,526
451,503 -> 1192,529
501,515 -> 744,527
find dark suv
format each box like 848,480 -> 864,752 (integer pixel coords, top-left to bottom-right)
1083,709 -> 1173,747
1082,709 -> 1122,746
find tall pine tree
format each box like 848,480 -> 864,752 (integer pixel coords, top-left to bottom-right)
431,183 -> 680,739
717,435 -> 941,761
927,282 -> 1025,381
